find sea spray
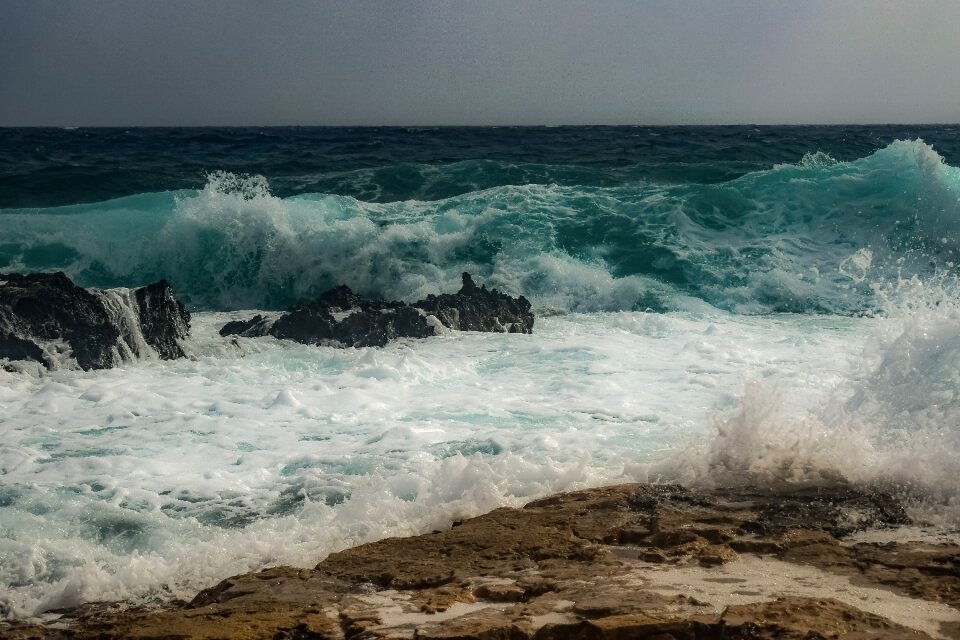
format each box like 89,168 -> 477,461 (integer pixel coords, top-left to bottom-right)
0,307 -> 862,618
2,140 -> 959,313
3,127 -> 960,619
666,275 -> 960,523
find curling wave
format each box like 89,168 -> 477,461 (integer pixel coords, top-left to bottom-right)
1,140 -> 958,314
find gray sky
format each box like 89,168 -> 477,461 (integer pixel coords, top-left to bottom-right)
2,0 -> 959,126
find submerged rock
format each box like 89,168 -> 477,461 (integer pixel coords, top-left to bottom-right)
221,273 -> 534,348
0,272 -> 190,370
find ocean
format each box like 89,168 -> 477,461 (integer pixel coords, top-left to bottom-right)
1,125 -> 958,619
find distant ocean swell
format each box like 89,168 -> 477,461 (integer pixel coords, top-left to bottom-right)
1,139 -> 957,314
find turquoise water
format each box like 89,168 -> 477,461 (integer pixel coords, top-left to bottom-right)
1,126 -> 959,619
2,136 -> 959,314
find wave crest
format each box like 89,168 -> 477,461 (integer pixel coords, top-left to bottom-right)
1,140 -> 958,313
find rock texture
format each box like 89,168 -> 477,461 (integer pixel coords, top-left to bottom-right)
413,273 -> 534,334
3,483 -> 958,639
220,273 -> 534,348
132,279 -> 192,360
0,272 -> 190,370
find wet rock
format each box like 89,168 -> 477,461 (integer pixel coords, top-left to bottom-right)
0,272 -> 121,370
221,287 -> 434,348
3,484 -> 957,639
0,272 -> 190,370
220,273 -> 534,348
0,331 -> 44,363
413,273 -> 534,334
219,313 -> 271,337
271,298 -> 431,348
133,280 -> 190,359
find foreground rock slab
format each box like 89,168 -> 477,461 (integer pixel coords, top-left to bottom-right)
2,484 -> 959,639
0,272 -> 190,370
220,273 -> 534,348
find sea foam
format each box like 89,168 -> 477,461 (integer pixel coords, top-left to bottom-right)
665,276 -> 960,524
3,135 -> 960,620
1,140 -> 958,313
1,306 -> 862,618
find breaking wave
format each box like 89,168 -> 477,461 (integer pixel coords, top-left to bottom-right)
1,140 -> 958,314
664,275 -> 960,523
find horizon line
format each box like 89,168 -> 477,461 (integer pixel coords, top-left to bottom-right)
3,121 -> 960,129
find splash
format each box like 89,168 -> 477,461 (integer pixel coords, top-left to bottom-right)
667,276 -> 960,523
0,140 -> 958,313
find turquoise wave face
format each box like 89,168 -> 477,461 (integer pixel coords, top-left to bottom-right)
1,140 -> 958,314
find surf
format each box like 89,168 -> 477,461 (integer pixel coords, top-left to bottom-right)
1,140 -> 958,315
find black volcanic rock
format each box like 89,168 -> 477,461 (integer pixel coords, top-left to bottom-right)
0,272 -> 191,370
220,273 -> 533,348
221,286 -> 434,348
0,331 -> 45,363
220,314 -> 271,338
330,304 -> 434,347
413,273 -> 533,334
134,280 -> 191,360
1,272 -> 123,370
316,284 -> 402,312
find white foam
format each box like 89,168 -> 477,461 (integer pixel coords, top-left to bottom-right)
0,309 -> 854,617
663,277 -> 960,524
95,288 -> 153,363
0,299 -> 954,619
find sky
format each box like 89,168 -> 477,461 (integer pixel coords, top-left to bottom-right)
2,0 -> 959,126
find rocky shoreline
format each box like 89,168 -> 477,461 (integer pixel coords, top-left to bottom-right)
3,483 -> 958,639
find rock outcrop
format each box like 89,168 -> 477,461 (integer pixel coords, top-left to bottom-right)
132,279 -> 192,360
4,483 -> 958,639
221,273 -> 534,347
0,272 -> 190,370
413,273 -> 534,334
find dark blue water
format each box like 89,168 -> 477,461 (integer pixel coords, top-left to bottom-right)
2,126 -> 959,313
4,125 -> 960,207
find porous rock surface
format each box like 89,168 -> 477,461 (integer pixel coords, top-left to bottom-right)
220,273 -> 534,348
0,272 -> 190,370
412,272 -> 533,334
3,483 -> 959,639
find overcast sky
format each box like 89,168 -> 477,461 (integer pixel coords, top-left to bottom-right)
2,0 -> 959,126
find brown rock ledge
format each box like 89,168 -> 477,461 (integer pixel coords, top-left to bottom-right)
3,484 -> 959,639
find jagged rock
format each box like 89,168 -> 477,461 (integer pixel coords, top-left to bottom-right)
219,313 -> 271,338
0,272 -> 190,370
134,280 -> 190,359
414,273 -> 534,334
1,272 -> 121,370
221,288 -> 433,348
0,331 -> 44,363
220,273 -> 534,347
268,294 -> 431,348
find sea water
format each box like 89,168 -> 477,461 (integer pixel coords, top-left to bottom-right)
1,126 -> 958,618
